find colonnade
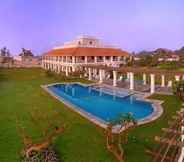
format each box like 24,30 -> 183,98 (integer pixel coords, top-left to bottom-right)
43,62 -> 183,94
42,62 -> 78,77
85,67 -> 183,94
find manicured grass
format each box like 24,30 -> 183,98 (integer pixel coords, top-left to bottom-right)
123,94 -> 182,162
179,67 -> 184,71
0,68 -> 182,162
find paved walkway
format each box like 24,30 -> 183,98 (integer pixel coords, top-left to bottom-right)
100,79 -> 173,95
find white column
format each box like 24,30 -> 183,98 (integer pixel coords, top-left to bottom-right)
88,68 -> 92,80
72,56 -> 75,63
111,56 -> 113,62
72,66 -> 75,72
65,66 -> 69,76
84,67 -> 87,77
167,80 -> 172,87
94,56 -> 97,63
150,74 -> 155,94
123,56 -> 126,64
99,69 -> 103,83
143,73 -> 146,85
103,56 -> 106,63
161,75 -> 165,87
129,72 -> 134,90
72,56 -> 75,72
175,75 -> 180,82
113,71 -> 117,87
65,56 -> 69,63
68,66 -> 71,73
41,60 -> 44,68
85,56 -> 88,64
93,68 -> 97,78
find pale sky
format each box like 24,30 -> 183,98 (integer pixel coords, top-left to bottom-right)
0,0 -> 184,55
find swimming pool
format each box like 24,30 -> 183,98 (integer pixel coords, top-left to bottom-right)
47,83 -> 154,123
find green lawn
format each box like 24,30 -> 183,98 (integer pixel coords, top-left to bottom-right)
0,68 -> 182,162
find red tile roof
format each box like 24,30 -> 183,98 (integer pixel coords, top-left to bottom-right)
44,47 -> 129,57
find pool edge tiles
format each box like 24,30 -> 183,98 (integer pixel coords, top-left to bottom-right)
41,82 -> 163,132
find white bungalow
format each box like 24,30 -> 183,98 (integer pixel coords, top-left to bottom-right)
42,36 -> 130,74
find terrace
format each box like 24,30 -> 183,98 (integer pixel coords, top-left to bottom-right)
82,65 -> 184,95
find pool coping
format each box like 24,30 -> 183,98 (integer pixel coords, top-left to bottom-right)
41,82 -> 164,133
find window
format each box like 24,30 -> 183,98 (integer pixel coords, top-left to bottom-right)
89,41 -> 93,45
106,56 -> 110,60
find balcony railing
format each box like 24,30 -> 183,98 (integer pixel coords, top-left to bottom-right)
43,59 -> 122,64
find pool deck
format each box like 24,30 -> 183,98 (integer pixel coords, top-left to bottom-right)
102,79 -> 173,95
41,82 -> 164,133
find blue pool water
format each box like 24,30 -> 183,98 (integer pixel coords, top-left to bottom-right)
48,83 -> 153,122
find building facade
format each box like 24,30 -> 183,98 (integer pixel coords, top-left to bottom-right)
42,36 -> 130,73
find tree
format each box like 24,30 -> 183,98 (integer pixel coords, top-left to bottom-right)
0,47 -> 11,57
19,48 -> 34,57
138,55 -> 153,67
173,80 -> 184,101
106,113 -> 137,162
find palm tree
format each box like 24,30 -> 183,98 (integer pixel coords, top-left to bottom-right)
106,112 -> 137,162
